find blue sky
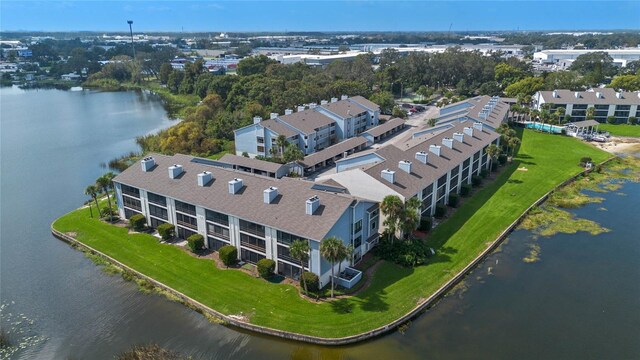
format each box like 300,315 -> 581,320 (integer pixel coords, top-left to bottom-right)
1,1 -> 639,32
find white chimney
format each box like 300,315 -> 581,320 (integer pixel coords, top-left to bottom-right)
141,157 -> 155,172
253,116 -> 262,124
442,137 -> 454,149
270,112 -> 278,119
331,97 -> 338,103
341,95 -> 348,100
453,132 -> 464,143
297,105 -> 306,112
381,169 -> 396,184
429,144 -> 442,156
473,122 -> 484,132
552,90 -> 559,98
197,171 -> 212,186
285,109 -> 293,115
596,92 -> 603,99
574,92 -> 581,98
263,186 -> 278,204
415,151 -> 428,164
616,92 -> 622,99
228,178 -> 243,194
309,102 -> 317,109
168,164 -> 183,179
463,127 -> 474,137
321,100 -> 328,105
305,195 -> 320,215
398,160 -> 412,174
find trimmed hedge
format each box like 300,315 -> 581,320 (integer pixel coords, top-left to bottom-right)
257,258 -> 276,279
373,237 -> 432,267
460,183 -> 472,197
471,175 -> 483,187
129,214 -> 146,231
156,223 -> 175,240
187,234 -> 204,253
300,271 -> 320,293
434,203 -> 447,218
418,217 -> 432,232
448,192 -> 460,208
219,245 -> 237,267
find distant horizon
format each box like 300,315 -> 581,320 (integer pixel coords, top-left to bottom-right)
1,1 -> 639,33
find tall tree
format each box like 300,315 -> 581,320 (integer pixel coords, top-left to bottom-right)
400,197 -> 422,239
283,143 -> 304,164
276,135 -> 287,158
485,144 -> 501,170
380,195 -> 403,242
96,173 -> 114,218
320,236 -> 343,298
84,185 -> 100,218
289,239 -> 311,295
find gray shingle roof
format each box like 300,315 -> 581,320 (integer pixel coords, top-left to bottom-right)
114,153 -> 356,241
538,89 -> 640,106
349,96 -> 381,111
217,154 -> 285,173
321,99 -> 368,119
302,136 -> 367,167
277,109 -> 336,135
259,119 -> 298,138
363,118 -> 405,137
362,121 -> 499,198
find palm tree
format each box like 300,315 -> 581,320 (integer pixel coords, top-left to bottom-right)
380,195 -> 403,242
276,135 -> 287,157
289,239 -> 311,295
320,236 -> 342,298
400,197 -> 422,239
337,243 -> 353,277
96,174 -> 113,218
84,185 -> 100,218
485,144 -> 501,171
508,137 -> 521,157
586,107 -> 595,120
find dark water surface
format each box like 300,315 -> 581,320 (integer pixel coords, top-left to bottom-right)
1,86 -> 638,359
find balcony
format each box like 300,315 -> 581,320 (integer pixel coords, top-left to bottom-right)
176,220 -> 197,230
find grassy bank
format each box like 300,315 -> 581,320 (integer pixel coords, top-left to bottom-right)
598,124 -> 640,137
53,129 -> 609,338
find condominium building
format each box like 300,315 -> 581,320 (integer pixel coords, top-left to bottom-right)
318,120 -> 499,217
113,153 -> 378,287
534,89 -> 640,123
434,95 -> 515,131
234,95 -> 380,158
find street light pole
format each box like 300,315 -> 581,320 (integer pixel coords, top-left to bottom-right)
127,20 -> 135,59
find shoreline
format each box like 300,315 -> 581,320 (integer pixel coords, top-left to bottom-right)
592,136 -> 640,155
50,155 -> 618,345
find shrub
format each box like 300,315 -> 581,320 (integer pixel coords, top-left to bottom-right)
219,245 -> 237,267
300,271 -> 320,293
607,116 -> 616,124
156,223 -> 175,240
480,169 -> 489,178
461,183 -> 472,197
434,203 -> 447,218
187,234 -> 205,253
373,237 -> 432,267
471,175 -> 483,187
498,154 -> 507,165
629,116 -> 638,125
448,192 -> 460,208
579,156 -> 592,167
257,258 -> 275,279
418,217 -> 432,232
129,214 -> 146,231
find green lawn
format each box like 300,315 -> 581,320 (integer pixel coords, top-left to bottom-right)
53,129 -> 609,338
598,124 -> 640,137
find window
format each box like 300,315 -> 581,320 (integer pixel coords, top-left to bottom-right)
147,192 -> 166,206
353,235 -> 362,249
150,217 -> 166,228
122,196 -> 141,211
241,248 -> 265,264
121,184 -> 140,198
175,200 -> 196,216
208,237 -> 229,251
422,184 -> 434,199
277,245 -> 307,267
239,219 -> 265,237
371,221 -> 377,230
240,233 -> 266,251
257,145 -> 265,153
124,208 -> 141,219
353,220 -> 362,234
207,223 -> 229,239
148,204 -> 168,220
177,227 -> 196,240
206,210 -> 228,226
276,231 -> 304,245
176,213 -> 197,230
278,261 -> 302,280
257,136 -> 265,144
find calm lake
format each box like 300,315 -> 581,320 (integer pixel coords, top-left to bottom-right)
1,87 -> 638,359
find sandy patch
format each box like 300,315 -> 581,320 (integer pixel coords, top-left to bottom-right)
592,136 -> 640,154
